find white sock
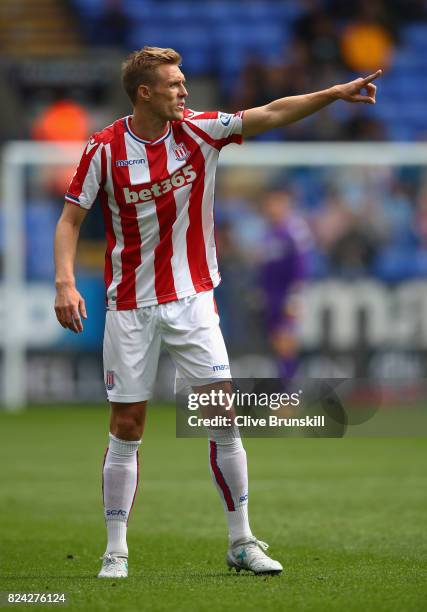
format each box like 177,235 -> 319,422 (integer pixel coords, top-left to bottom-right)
102,433 -> 141,557
208,427 -> 253,545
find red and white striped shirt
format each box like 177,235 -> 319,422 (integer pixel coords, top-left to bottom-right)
66,109 -> 243,309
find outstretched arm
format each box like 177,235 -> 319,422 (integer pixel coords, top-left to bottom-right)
242,70 -> 382,138
54,202 -> 88,333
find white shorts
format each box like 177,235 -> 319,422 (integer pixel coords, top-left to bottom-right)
103,289 -> 231,402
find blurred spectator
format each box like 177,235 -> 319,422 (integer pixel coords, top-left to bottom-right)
230,0 -> 418,141
335,1 -> 397,72
214,214 -> 261,352
31,98 -> 90,142
342,113 -> 387,140
256,188 -> 313,379
392,0 -> 427,21
329,0 -> 400,36
232,59 -> 273,111
294,0 -> 342,66
382,179 -> 415,247
312,189 -> 354,253
340,21 -> 394,72
31,96 -> 91,197
329,226 -> 378,277
414,187 -> 427,247
312,177 -> 384,277
97,0 -> 130,49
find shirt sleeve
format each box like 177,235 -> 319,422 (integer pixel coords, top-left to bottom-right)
183,109 -> 244,150
65,135 -> 104,210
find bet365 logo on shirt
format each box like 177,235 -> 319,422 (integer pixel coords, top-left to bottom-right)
123,164 -> 196,204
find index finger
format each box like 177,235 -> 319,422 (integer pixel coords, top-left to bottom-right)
362,69 -> 383,85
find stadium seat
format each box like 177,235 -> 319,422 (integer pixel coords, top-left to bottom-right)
127,24 -> 214,73
71,0 -> 104,20
372,245 -> 420,282
402,23 -> 427,51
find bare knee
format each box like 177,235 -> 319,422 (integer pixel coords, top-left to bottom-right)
110,401 -> 147,440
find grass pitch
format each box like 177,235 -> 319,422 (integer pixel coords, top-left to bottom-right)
0,405 -> 426,611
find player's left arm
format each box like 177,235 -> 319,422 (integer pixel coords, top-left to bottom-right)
242,70 -> 382,138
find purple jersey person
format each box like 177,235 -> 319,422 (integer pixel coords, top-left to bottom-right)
258,189 -> 312,380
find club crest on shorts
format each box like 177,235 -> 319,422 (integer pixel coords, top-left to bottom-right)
106,370 -> 115,390
173,142 -> 190,162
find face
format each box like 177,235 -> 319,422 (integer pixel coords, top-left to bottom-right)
262,191 -> 292,225
139,64 -> 188,121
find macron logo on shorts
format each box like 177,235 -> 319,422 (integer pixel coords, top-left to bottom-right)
213,364 -> 230,372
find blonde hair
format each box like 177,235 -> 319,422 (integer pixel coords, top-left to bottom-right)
121,46 -> 182,104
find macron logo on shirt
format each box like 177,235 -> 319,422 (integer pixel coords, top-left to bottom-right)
115,159 -> 146,166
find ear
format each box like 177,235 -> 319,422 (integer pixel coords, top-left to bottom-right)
137,84 -> 151,102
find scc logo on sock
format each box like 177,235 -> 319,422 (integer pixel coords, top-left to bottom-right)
106,509 -> 127,518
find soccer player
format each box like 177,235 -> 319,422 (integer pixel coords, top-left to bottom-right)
258,187 -> 313,380
54,47 -> 381,578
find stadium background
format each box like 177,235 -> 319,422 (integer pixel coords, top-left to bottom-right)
0,2 -> 426,610
2,0 -> 427,403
